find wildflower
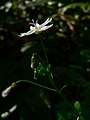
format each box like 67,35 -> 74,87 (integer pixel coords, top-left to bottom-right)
1,83 -> 15,97
9,105 -> 17,113
19,18 -> 53,37
1,112 -> 9,118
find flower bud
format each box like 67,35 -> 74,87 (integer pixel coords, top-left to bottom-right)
1,83 -> 15,97
74,101 -> 81,113
31,54 -> 39,69
2,86 -> 12,97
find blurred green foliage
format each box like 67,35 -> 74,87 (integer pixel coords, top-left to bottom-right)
0,0 -> 90,120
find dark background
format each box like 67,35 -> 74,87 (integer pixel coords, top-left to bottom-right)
0,0 -> 90,120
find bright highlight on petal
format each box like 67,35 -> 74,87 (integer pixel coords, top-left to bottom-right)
40,18 -> 52,27
1,83 -> 15,97
40,24 -> 53,31
1,86 -> 12,97
19,18 -> 53,37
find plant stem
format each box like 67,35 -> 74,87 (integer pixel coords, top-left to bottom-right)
39,34 -> 74,112
39,34 -> 49,66
15,80 -> 56,92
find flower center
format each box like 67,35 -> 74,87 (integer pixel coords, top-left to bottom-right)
35,23 -> 41,29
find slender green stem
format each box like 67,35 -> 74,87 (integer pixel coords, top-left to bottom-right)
48,72 -> 74,111
39,35 -> 67,102
48,73 -> 60,94
15,80 -> 56,92
39,35 -> 59,93
39,34 -> 49,65
39,34 -> 74,112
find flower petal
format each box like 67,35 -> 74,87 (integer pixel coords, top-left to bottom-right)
40,24 -> 53,31
25,30 -> 36,35
30,26 -> 35,30
19,33 -> 27,37
40,18 -> 52,27
19,29 -> 36,37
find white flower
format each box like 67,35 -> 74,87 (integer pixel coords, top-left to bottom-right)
19,18 -> 53,37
